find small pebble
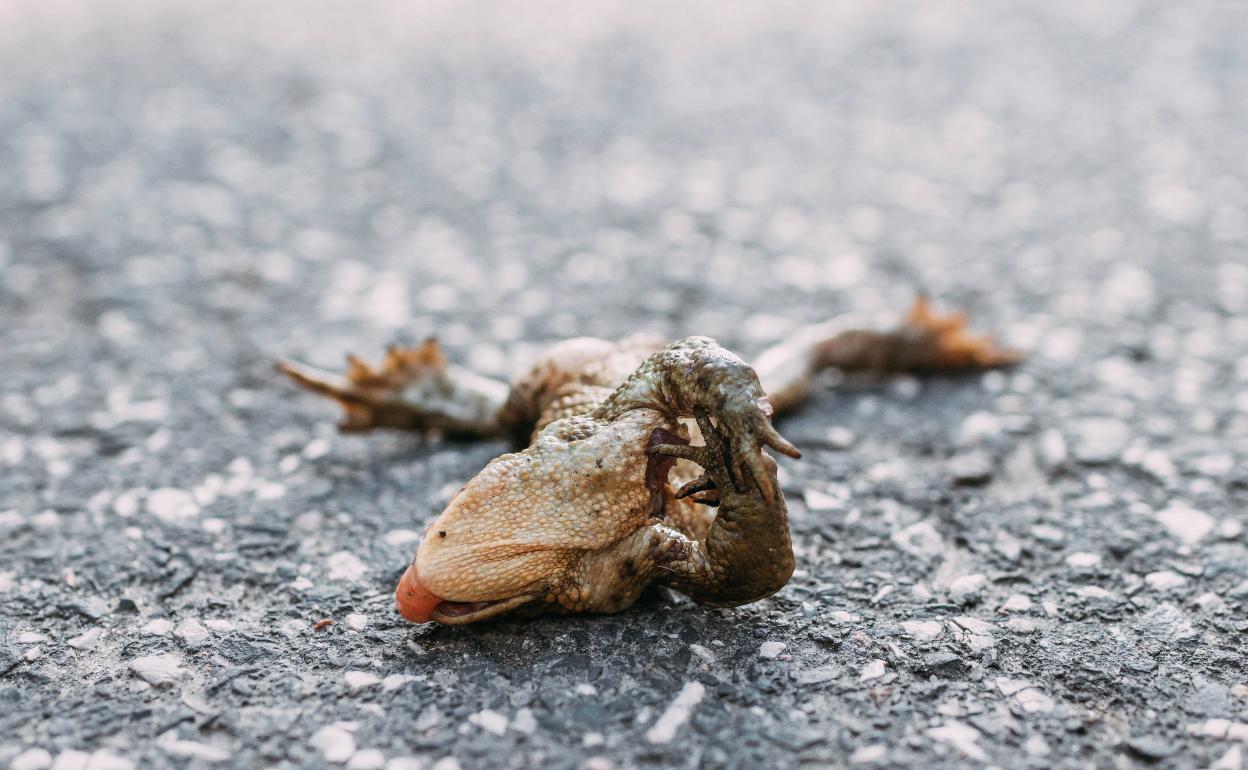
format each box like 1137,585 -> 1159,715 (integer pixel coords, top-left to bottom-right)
347,750 -> 386,770
511,708 -> 538,735
310,726 -> 356,763
948,452 -> 993,484
849,745 -> 887,764
999,594 -> 1033,612
1155,502 -> 1215,544
67,628 -> 103,651
1125,735 -> 1177,760
468,710 -> 508,736
344,671 -> 381,692
141,619 -> 173,636
1069,418 -> 1130,464
859,659 -> 886,682
174,618 -> 210,645
1144,571 -> 1187,591
948,574 -> 987,603
759,641 -> 787,659
901,620 -> 943,641
10,748 -> 53,770
129,654 -> 185,687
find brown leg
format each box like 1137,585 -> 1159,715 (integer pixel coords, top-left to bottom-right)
753,296 -> 1022,414
278,339 -> 510,438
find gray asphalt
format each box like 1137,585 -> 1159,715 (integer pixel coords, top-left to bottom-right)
2,2 -> 1247,769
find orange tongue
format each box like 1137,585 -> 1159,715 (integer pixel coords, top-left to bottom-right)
395,562 -> 442,623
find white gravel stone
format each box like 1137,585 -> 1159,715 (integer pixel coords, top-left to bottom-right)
995,677 -> 1032,696
952,617 -> 996,651
174,618 -> 210,645
901,620 -> 943,641
1213,746 -> 1242,770
759,641 -> 787,659
1194,592 -> 1226,612
384,758 -> 423,770
1145,570 -> 1187,591
511,707 -> 538,735
849,745 -> 887,764
204,619 -> 235,633
344,671 -> 381,692
1000,594 -> 1033,612
345,613 -> 368,631
891,520 -> 945,558
859,659 -> 886,682
1218,519 -> 1245,540
468,710 -> 508,736
327,551 -> 368,582
146,488 -> 200,523
278,619 -> 307,637
1155,502 -> 1215,544
84,751 -> 132,770
430,759 -> 462,770
310,726 -> 356,763
1073,586 -> 1119,601
383,528 -> 422,546
927,721 -> 986,761
67,628 -> 103,651
18,632 -> 49,644
1031,524 -> 1065,544
948,574 -> 987,602
50,751 -> 89,770
825,426 -> 856,449
129,654 -> 185,687
646,681 -> 706,744
1037,429 -> 1067,467
140,619 -> 173,636
11,748 -> 53,770
958,411 -> 1002,444
159,738 -> 231,763
1065,552 -> 1101,568
1015,688 -> 1056,714
381,674 -> 416,691
1005,617 -> 1039,633
689,643 -> 716,664
1025,735 -> 1052,756
1069,417 -> 1130,464
347,749 -> 386,770
803,488 -> 842,510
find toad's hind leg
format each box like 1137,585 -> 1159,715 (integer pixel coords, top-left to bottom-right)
278,339 -> 510,438
754,296 -> 1023,414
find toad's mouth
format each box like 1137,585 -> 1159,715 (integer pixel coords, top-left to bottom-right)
394,562 -> 535,625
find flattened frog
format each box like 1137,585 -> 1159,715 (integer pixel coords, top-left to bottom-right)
280,298 -> 1018,625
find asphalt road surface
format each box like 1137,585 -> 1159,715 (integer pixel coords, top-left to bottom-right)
2,2 -> 1247,769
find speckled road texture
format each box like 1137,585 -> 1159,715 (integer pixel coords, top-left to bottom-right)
2,2 -> 1247,769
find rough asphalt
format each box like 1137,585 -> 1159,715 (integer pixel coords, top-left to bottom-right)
2,2 -> 1247,769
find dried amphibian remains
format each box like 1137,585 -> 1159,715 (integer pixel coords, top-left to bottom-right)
280,298 -> 1019,625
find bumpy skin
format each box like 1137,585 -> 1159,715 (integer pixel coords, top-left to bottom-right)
281,298 -> 1019,625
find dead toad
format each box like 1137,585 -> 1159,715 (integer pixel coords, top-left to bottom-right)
280,298 -> 1019,625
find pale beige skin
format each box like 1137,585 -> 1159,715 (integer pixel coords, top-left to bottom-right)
280,298 -> 1019,625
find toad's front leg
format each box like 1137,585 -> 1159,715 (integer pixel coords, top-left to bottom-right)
646,409 -> 795,607
595,336 -> 800,501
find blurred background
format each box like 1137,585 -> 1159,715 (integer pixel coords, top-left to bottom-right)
2,2 -> 1247,769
